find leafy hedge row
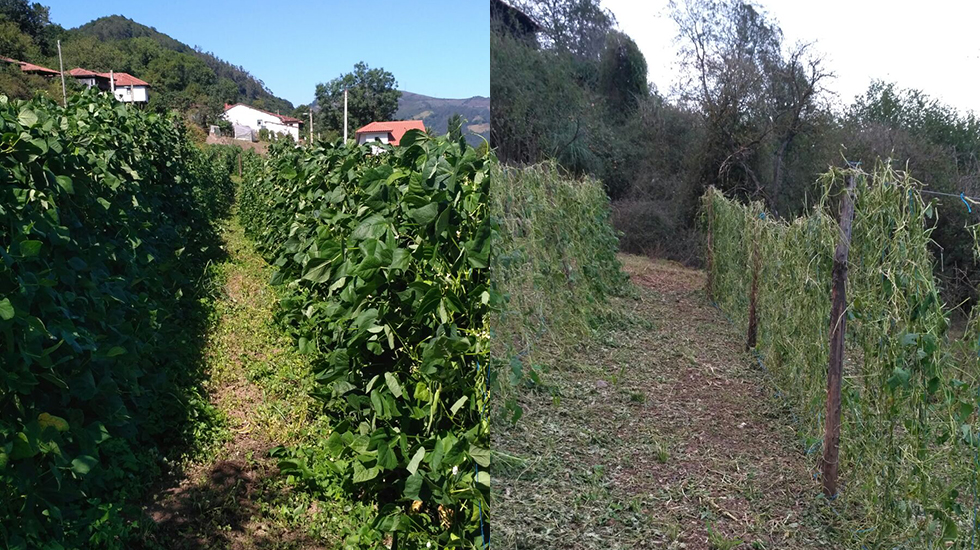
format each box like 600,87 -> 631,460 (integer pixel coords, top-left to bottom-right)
240,134 -> 493,548
0,91 -> 232,548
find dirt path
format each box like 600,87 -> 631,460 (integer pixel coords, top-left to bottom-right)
495,255 -> 838,549
139,216 -> 343,550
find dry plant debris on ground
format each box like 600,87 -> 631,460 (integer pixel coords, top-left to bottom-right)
495,254 -> 839,549
140,215 -> 346,550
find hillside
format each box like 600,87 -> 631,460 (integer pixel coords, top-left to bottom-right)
71,15 -> 293,115
396,91 -> 490,145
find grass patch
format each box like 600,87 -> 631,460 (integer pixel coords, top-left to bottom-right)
494,256 -> 839,549
142,213 -> 367,548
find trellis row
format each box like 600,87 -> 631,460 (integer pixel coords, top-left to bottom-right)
702,164 -> 980,546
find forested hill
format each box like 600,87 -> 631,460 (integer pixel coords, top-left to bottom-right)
395,91 -> 490,145
69,15 -> 294,116
75,15 -> 189,52
0,4 -> 294,128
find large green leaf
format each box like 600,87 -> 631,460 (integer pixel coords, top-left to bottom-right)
0,298 -> 14,320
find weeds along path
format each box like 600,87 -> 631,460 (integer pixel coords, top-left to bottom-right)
496,255 -> 838,550
141,213 -> 347,550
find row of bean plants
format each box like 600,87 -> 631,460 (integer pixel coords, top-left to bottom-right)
239,134 -> 493,548
703,163 -> 980,547
1,90 -> 234,548
488,161 -> 630,414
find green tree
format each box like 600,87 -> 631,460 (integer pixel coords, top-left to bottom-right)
313,61 -> 401,137
0,18 -> 36,60
598,30 -> 648,115
0,0 -> 47,40
0,0 -> 63,56
517,0 -> 615,60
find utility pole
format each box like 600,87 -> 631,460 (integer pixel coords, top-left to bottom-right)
309,110 -> 313,143
343,88 -> 348,143
56,40 -> 67,106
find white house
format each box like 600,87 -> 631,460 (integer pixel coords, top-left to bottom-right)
110,73 -> 150,103
66,68 -> 150,103
355,120 -> 426,147
222,103 -> 303,141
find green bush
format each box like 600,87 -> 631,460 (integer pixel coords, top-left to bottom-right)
0,90 -> 232,548
239,134 -> 493,548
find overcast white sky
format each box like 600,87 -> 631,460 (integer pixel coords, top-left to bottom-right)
602,0 -> 980,115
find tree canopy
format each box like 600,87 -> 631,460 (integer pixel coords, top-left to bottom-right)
493,0 -> 980,306
313,62 -> 401,137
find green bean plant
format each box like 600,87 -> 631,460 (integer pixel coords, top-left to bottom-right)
488,162 -> 629,412
239,133 -> 493,549
703,162 -> 980,548
0,90 -> 232,549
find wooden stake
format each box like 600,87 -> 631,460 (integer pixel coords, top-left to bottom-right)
56,40 -> 67,106
746,219 -> 760,350
821,171 -> 856,498
706,193 -> 714,301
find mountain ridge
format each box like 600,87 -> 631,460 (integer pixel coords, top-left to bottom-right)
395,91 -> 490,145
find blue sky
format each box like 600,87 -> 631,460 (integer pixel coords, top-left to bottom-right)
43,0 -> 489,107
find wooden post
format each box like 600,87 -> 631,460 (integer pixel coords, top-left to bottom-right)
746,220 -> 760,350
821,171 -> 856,498
56,40 -> 67,106
706,194 -> 714,301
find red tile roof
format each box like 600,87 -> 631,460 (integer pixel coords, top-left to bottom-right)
224,103 -> 302,125
22,63 -> 61,76
67,69 -> 149,86
355,120 -> 426,146
68,67 -> 101,77
1,56 -> 60,75
104,72 -> 149,87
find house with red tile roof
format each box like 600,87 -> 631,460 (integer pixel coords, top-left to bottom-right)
66,68 -> 150,103
1,56 -> 61,77
222,103 -> 303,141
355,120 -> 427,147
